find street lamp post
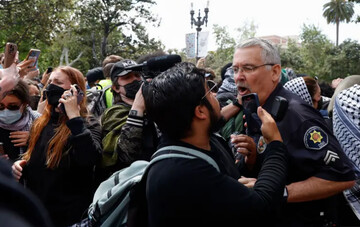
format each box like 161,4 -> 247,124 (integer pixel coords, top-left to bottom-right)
190,1 -> 209,61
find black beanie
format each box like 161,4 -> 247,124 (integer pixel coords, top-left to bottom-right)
86,67 -> 104,84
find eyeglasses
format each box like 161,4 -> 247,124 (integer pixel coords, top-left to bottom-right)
201,80 -> 218,101
232,63 -> 275,74
0,103 -> 22,111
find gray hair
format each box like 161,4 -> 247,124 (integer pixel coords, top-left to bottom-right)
235,38 -> 281,82
235,38 -> 281,66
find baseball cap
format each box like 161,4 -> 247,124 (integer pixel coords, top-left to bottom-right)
110,59 -> 137,81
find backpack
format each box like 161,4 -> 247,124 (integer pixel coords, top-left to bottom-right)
87,145 -> 220,227
86,84 -> 112,118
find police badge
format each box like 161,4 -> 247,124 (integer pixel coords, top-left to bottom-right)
304,126 -> 328,150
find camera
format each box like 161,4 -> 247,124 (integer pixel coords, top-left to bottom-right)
126,55 -> 182,79
59,84 -> 84,113
242,93 -> 262,136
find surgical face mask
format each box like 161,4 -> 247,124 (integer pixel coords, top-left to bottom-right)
0,109 -> 23,124
123,80 -> 142,100
45,84 -> 66,107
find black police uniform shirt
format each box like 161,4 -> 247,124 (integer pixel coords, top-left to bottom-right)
261,83 -> 355,224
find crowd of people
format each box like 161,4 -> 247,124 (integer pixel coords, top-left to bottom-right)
0,37 -> 359,227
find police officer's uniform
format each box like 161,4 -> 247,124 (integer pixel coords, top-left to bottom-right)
253,84 -> 354,226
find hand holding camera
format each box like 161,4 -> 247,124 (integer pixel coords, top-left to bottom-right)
58,84 -> 84,119
242,93 -> 262,136
257,106 -> 282,144
130,83 -> 146,117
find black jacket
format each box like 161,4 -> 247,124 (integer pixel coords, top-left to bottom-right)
23,114 -> 102,227
146,135 -> 288,227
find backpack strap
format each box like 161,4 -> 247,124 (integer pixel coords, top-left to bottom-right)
103,84 -> 112,91
148,145 -> 220,173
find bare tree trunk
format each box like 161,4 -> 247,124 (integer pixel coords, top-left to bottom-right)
101,35 -> 107,60
64,47 -> 69,65
60,47 -> 83,66
60,47 -> 65,66
336,19 -> 339,47
91,32 -> 99,64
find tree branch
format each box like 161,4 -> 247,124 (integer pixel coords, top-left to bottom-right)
69,51 -> 83,66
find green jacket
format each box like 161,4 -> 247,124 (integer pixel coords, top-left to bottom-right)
101,103 -> 131,167
220,99 -> 244,141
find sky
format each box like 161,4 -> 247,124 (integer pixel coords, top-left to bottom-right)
147,0 -> 360,51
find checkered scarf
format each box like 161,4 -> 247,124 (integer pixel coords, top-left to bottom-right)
283,77 -> 313,106
333,84 -> 360,220
217,67 -> 237,97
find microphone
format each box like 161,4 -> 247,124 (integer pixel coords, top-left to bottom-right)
125,55 -> 182,72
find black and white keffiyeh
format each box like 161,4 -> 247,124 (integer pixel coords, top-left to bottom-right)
284,77 -> 313,106
333,84 -> 360,220
217,67 -> 237,97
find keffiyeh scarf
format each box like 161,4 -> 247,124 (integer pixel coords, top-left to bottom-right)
284,77 -> 313,106
333,84 -> 360,220
217,67 -> 237,97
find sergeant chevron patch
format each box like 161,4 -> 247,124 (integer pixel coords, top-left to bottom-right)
324,150 -> 339,165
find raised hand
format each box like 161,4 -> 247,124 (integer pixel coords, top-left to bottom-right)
257,106 -> 282,144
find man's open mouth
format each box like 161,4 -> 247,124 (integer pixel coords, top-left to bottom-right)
237,86 -> 250,96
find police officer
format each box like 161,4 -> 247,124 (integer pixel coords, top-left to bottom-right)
230,38 -> 355,226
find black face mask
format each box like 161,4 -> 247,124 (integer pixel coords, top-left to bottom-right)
45,84 -> 66,107
123,80 -> 142,100
29,95 -> 40,110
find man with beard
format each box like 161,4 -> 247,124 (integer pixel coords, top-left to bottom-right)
231,38 -> 355,226
143,62 -> 289,227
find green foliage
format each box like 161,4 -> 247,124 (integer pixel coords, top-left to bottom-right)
0,0 -> 73,47
297,24 -> 334,79
0,0 -> 73,72
75,0 -> 163,67
324,39 -> 360,79
323,0 -> 354,24
207,24 -> 236,78
0,0 -> 163,75
204,22 -> 258,78
323,0 -> 355,46
0,0 -> 358,81
278,24 -> 360,82
279,39 -> 304,70
349,0 -> 360,22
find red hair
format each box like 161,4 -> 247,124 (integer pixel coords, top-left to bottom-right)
23,66 -> 88,168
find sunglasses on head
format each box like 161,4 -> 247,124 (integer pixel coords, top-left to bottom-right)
0,103 -> 22,111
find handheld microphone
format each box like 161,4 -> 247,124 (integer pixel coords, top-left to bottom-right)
125,55 -> 181,72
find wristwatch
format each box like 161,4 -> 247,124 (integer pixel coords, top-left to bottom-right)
232,99 -> 243,110
129,110 -> 139,117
